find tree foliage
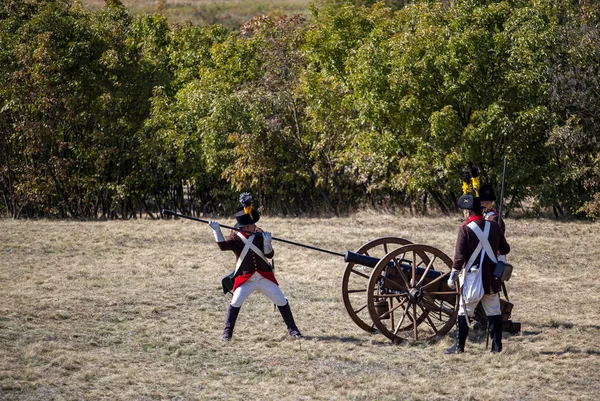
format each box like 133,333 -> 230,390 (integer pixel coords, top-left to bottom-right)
1,0 -> 599,219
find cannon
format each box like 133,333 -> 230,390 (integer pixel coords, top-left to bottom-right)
162,210 -> 519,344
343,238 -> 520,344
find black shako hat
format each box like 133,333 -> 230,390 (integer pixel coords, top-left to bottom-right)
457,194 -> 481,212
479,184 -> 496,201
234,192 -> 260,228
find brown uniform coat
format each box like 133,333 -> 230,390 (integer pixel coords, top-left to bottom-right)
485,208 -> 506,234
452,216 -> 510,294
217,231 -> 275,276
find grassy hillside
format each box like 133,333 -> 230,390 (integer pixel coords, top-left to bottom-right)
81,0 -> 313,28
1,214 -> 599,400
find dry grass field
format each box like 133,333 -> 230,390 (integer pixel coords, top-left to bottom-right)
1,213 -> 599,400
80,0 -> 312,28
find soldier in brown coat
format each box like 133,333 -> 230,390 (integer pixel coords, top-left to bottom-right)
480,184 -> 505,233
209,193 -> 301,341
446,195 -> 510,354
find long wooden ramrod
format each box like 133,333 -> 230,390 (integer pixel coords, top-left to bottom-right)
497,156 -> 508,228
496,157 -> 511,303
161,209 -> 345,257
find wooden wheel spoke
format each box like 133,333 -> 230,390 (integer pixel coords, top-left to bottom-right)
417,304 -> 439,334
390,297 -> 408,311
423,305 -> 450,323
393,301 -> 411,336
378,298 -> 407,320
422,296 -> 454,316
413,303 -> 418,340
381,275 -> 406,292
421,270 -> 450,290
416,255 -> 437,287
347,288 -> 367,294
389,296 -> 395,329
350,268 -> 370,279
392,257 -> 411,289
411,252 -> 417,287
353,304 -> 368,314
419,252 -> 431,267
405,308 -> 416,324
438,299 -> 449,321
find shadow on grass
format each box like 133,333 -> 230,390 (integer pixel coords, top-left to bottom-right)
540,347 -> 600,356
535,321 -> 600,331
520,329 -> 542,336
509,322 -> 600,344
504,319 -> 600,334
546,323 -> 600,331
459,327 -> 525,346
303,335 -> 390,345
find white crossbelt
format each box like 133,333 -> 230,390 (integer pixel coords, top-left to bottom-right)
466,221 -> 498,266
459,221 -> 496,325
234,232 -> 272,275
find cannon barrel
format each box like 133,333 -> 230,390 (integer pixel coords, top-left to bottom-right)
344,250 -> 444,280
344,250 -> 387,268
344,250 -> 411,270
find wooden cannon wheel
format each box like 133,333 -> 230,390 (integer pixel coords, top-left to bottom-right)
366,244 -> 460,344
341,237 -> 412,333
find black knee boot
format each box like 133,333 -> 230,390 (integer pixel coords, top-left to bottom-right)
488,315 -> 503,352
277,302 -> 302,338
222,305 -> 240,341
445,315 -> 469,354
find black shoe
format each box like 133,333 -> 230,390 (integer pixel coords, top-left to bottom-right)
444,343 -> 464,354
289,329 -> 302,338
278,302 -> 302,339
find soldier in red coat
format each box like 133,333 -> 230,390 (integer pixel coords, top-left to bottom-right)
480,184 -> 505,233
209,193 -> 301,342
470,184 -> 510,333
446,195 -> 510,354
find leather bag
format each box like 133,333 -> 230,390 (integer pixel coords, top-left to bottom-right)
493,260 -> 513,281
221,270 -> 235,294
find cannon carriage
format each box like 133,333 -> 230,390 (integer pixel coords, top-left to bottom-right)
342,237 -> 519,344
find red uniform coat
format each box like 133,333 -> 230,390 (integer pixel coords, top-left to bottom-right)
452,215 -> 510,294
217,230 -> 277,291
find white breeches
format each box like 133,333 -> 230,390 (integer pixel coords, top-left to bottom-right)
459,292 -> 501,317
230,272 -> 288,308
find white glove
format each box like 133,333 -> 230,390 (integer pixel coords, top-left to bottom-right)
263,231 -> 273,254
498,254 -> 507,262
447,268 -> 460,290
209,220 -> 224,242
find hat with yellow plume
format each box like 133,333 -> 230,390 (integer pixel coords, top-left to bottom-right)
461,165 -> 481,197
461,170 -> 472,195
234,192 -> 260,228
470,165 -> 480,197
